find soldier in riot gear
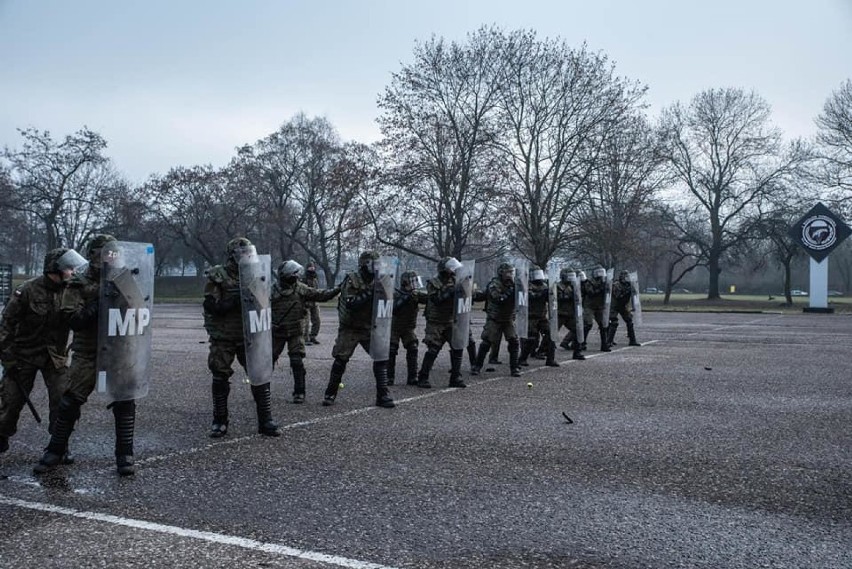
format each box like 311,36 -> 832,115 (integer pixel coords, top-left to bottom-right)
556,268 -> 585,360
272,260 -> 340,403
472,263 -> 521,377
0,248 -> 86,457
322,251 -> 396,408
302,262 -> 322,345
519,266 -> 559,368
32,235 -> 143,476
416,256 -> 466,389
609,270 -> 641,347
202,237 -> 281,439
388,270 -> 426,386
582,266 -> 611,352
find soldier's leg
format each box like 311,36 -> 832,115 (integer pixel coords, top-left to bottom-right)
597,310 -> 611,352
34,356 -> 95,474
448,347 -> 466,388
488,335 -> 502,364
208,339 -> 237,438
625,310 -> 641,346
303,317 -> 312,345
466,333 -> 477,368
558,316 -> 572,350
309,304 -> 321,343
518,336 -> 532,366
417,323 -> 444,388
541,323 -> 560,367
111,399 -> 137,476
401,331 -> 419,386
0,361 -> 38,450
41,360 -> 74,463
505,323 -> 521,377
387,335 -> 400,385
323,330 -> 357,405
373,360 -> 395,408
251,381 -> 281,436
566,317 -> 585,360
607,310 -> 619,346
472,322 -> 497,375
289,336 -> 307,403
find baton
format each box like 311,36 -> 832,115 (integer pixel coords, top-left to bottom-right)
11,375 -> 42,423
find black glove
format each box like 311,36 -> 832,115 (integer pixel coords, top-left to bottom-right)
346,289 -> 373,308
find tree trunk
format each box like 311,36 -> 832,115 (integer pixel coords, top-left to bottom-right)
707,253 -> 721,299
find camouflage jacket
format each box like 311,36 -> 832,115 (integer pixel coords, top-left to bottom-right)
0,275 -> 70,365
392,288 -> 426,333
301,272 -> 320,307
62,269 -> 101,357
337,270 -> 374,332
271,280 -> 339,338
612,280 -> 632,308
424,275 -> 456,325
581,278 -> 607,311
528,280 -> 549,320
485,277 -> 516,323
203,265 -> 244,341
556,281 -> 579,317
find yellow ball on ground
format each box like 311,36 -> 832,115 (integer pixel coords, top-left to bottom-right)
339,383 -> 345,389
527,382 -> 533,389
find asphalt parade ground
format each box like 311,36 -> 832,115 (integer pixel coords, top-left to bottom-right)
1,305 -> 850,569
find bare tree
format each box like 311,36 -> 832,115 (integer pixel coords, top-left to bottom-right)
1,127 -> 119,251
376,28 -> 504,261
659,88 -> 810,299
815,79 -> 852,206
572,113 -> 667,268
491,32 -> 646,268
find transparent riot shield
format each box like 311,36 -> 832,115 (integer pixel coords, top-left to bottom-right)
546,262 -> 560,341
629,271 -> 643,325
451,259 -> 475,349
370,256 -> 398,361
603,268 -> 614,330
96,241 -> 155,402
514,258 -> 529,339
239,254 -> 273,386
569,273 -> 585,345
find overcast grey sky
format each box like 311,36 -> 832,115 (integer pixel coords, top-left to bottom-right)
2,0 -> 851,183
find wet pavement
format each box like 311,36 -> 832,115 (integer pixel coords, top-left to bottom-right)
1,305 -> 850,568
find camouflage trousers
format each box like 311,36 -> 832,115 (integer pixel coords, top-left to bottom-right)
422,321 -> 453,350
480,319 -> 518,344
331,327 -> 371,361
390,326 -> 419,354
583,307 -> 607,330
272,333 -> 306,363
0,355 -> 66,438
302,305 -> 321,339
609,304 -> 634,326
208,339 -> 248,381
64,353 -> 99,404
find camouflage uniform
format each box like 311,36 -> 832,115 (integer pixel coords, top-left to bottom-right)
301,264 -> 322,344
581,268 -> 611,352
556,270 -> 585,360
608,271 -> 641,347
203,237 -> 280,438
387,271 -> 426,386
271,260 -> 340,403
322,251 -> 395,408
416,257 -> 466,389
33,236 -> 140,476
0,257 -> 71,454
518,271 -> 559,368
472,263 -> 521,377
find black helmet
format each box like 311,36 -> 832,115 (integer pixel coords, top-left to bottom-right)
278,260 -> 304,280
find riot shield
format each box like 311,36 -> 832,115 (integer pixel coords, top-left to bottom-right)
96,241 -> 155,402
569,273 -> 585,345
546,262 -> 560,341
370,256 -> 398,361
514,258 -> 529,339
451,259 -> 475,349
239,253 -> 273,386
603,268 -> 614,330
629,271 -> 643,325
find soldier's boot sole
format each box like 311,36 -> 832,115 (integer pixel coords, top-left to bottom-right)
209,422 -> 228,438
116,455 -> 136,476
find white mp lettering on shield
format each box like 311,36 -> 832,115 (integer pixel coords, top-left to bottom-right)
108,308 -> 151,337
518,292 -> 527,306
249,307 -> 271,334
377,298 -> 393,319
457,297 -> 472,314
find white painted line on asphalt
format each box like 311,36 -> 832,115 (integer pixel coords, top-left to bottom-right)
0,494 -> 402,569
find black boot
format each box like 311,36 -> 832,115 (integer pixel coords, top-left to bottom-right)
417,349 -> 438,388
488,340 -> 502,365
518,339 -> 531,367
323,358 -> 346,405
374,361 -> 395,408
508,338 -> 521,377
291,356 -> 306,404
406,348 -> 419,385
466,339 -> 477,368
545,340 -> 560,367
627,321 -> 641,346
386,346 -> 398,386
34,395 -> 80,474
581,325 -> 591,351
251,383 -> 281,436
112,400 -> 136,476
600,328 -> 611,352
448,349 -> 466,387
209,378 -> 230,438
607,321 -> 618,347
471,340 -> 491,376
572,338 -> 586,360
